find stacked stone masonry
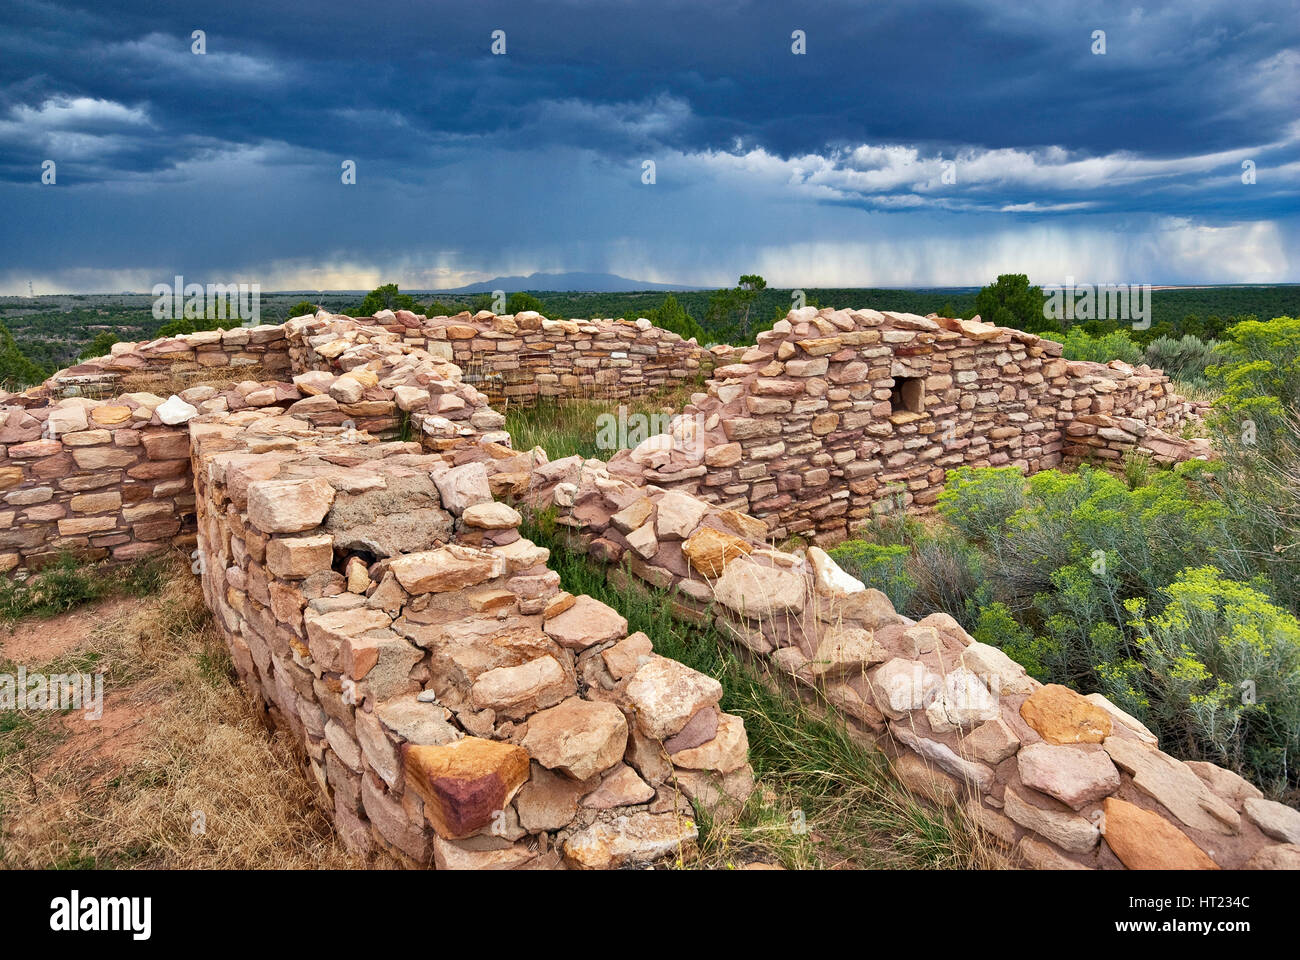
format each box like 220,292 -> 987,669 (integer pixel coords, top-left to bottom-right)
0,310 -> 749,869
332,308 -> 706,406
1,305 -> 1283,871
0,323 -> 294,572
525,461 -> 1298,870
604,307 -> 1211,543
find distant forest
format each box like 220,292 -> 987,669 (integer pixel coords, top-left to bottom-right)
0,281 -> 1296,389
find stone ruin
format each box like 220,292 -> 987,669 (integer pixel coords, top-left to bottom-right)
0,305 -> 1293,871
608,307 -> 1212,543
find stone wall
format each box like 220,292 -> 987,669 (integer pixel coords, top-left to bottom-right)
1,304 -> 1270,872
0,316 -> 488,573
49,324 -> 292,397
515,458 -> 1298,870
335,308 -> 707,406
0,394 -> 198,572
188,346 -> 752,869
604,308 -> 1208,543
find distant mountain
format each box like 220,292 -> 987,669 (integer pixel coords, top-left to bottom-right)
434,272 -> 702,294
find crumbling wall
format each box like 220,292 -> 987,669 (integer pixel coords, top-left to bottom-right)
0,394 -> 197,571
1,304 -> 1254,872
517,459 -> 1297,870
189,389 -> 751,869
49,324 -> 292,397
606,308 -> 1208,543
338,308 -> 707,406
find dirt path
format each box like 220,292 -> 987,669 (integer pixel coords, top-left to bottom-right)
0,571 -> 372,869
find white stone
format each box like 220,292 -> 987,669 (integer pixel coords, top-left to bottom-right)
157,395 -> 200,425
808,546 -> 865,596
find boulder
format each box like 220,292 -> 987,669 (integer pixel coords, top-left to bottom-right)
959,642 -> 1036,696
1016,743 -> 1120,810
461,501 -> 522,530
563,811 -> 698,869
681,526 -> 752,578
601,631 -> 654,680
468,655 -> 574,719
713,558 -> 806,618
959,717 -> 1021,765
581,763 -> 656,809
1019,684 -> 1112,744
668,713 -> 749,774
1243,797 -> 1300,845
807,546 -> 865,596
515,762 -> 590,832
432,462 -> 492,514
388,545 -> 505,594
1002,785 -> 1100,853
1243,844 -> 1300,870
808,627 -> 887,678
654,490 -> 709,539
1103,736 -> 1240,835
867,658 -> 940,718
157,395 -> 200,425
543,594 -> 627,650
925,666 -> 1000,732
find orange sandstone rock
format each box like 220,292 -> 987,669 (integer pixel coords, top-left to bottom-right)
1102,797 -> 1219,870
1020,683 -> 1112,744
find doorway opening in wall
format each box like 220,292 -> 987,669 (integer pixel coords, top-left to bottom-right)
891,377 -> 925,414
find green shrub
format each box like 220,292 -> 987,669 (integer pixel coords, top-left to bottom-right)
1201,316 -> 1300,609
903,531 -> 988,624
827,541 -> 915,612
0,552 -> 169,622
1125,567 -> 1300,793
0,554 -> 104,621
972,602 -> 1049,680
1144,333 -> 1222,387
1207,316 -> 1300,455
936,466 -> 1026,547
156,317 -> 195,338
1059,329 -> 1144,366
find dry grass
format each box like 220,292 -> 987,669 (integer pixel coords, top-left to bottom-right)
120,363 -> 274,396
503,375 -> 708,460
0,559 -> 372,869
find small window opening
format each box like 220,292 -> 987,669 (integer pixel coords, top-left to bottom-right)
890,377 -> 925,414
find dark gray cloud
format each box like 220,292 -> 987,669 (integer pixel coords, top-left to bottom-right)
0,0 -> 1296,290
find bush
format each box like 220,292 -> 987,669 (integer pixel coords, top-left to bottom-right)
156,317 -> 195,338
506,292 -> 546,315
1125,567 -> 1300,793
936,466 -> 1025,547
1208,316 -> 1300,454
79,331 -> 119,361
1201,316 -> 1300,609
1144,333 -> 1222,387
1059,329 -> 1144,366
972,602 -> 1049,680
357,283 -> 416,317
935,463 -> 1252,688
903,531 -> 988,624
827,541 -> 915,612
0,554 -> 104,620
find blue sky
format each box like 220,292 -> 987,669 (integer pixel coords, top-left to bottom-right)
1,0 -> 1297,293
